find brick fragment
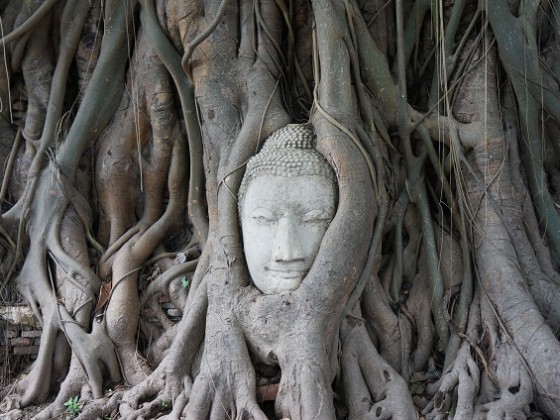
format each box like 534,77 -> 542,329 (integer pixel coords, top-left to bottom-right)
13,346 -> 40,355
11,337 -> 33,347
256,383 -> 279,403
1,329 -> 18,339
21,330 -> 42,338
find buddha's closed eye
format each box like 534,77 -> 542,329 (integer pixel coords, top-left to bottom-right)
250,209 -> 277,224
302,209 -> 333,223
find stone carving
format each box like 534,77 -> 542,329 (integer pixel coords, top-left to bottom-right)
239,124 -> 337,294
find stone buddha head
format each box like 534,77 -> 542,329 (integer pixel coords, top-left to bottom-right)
239,124 -> 337,294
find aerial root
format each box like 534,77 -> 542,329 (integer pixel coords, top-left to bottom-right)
473,340 -> 533,419
33,357 -> 91,420
184,356 -> 266,420
120,397 -> 172,420
16,317 -> 58,406
119,356 -> 192,419
427,342 -> 479,420
161,392 -> 188,420
73,391 -> 123,420
119,281 -> 208,417
406,265 -> 435,372
427,335 -> 535,419
274,356 -> 335,420
341,321 -> 416,420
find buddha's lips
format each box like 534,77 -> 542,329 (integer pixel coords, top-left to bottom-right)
264,267 -> 308,279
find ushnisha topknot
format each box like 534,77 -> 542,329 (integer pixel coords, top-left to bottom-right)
238,124 -> 337,214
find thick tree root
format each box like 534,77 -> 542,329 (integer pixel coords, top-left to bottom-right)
74,392 -> 123,420
184,325 -> 266,420
118,281 -> 208,418
119,360 -> 191,420
428,342 -> 480,420
33,357 -> 91,420
275,354 -> 335,420
341,320 -> 417,420
12,166 -> 118,406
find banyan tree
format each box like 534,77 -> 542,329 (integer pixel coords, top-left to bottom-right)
1,0 -> 560,419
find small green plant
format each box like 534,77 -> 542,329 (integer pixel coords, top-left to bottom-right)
181,276 -> 190,289
160,399 -> 170,410
64,395 -> 81,418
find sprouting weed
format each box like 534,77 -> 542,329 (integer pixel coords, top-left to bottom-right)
64,396 -> 81,418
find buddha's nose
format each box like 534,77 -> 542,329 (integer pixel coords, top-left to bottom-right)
273,216 -> 304,262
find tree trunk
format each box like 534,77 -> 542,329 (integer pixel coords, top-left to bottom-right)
1,1 -> 560,419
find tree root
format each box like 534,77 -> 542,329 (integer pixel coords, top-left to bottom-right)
74,391 -> 123,420
405,262 -> 434,373
341,319 -> 417,420
183,284 -> 266,420
11,164 -> 120,406
428,342 -> 480,420
361,276 -> 404,373
185,350 -> 265,420
474,353 -> 532,419
275,353 -> 336,420
118,280 -> 207,417
19,8 -> 52,141
33,356 -> 91,420
120,358 -> 190,419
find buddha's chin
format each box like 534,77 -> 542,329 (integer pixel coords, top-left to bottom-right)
257,274 -> 304,294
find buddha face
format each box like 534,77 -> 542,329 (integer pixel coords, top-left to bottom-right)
241,174 -> 336,294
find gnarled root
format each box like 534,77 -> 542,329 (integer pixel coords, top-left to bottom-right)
74,391 -> 123,420
428,342 -> 480,420
275,352 -> 336,420
12,165 -> 117,407
120,354 -> 191,419
341,318 -> 417,420
431,339 -> 533,420
18,1 -> 53,141
33,355 -> 91,420
119,280 -> 208,418
473,328 -> 533,419
184,321 -> 265,420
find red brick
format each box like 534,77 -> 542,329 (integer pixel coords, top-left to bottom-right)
11,337 -> 33,347
256,383 -> 279,403
13,345 -> 40,355
1,329 -> 18,339
21,330 -> 42,338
